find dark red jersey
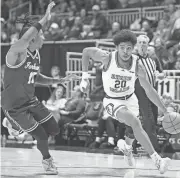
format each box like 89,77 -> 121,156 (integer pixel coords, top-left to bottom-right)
1,49 -> 40,110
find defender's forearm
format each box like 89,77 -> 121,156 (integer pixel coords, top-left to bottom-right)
35,74 -> 64,85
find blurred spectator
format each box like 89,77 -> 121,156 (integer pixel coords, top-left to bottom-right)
79,25 -> 95,40
152,19 -> 169,42
128,0 -> 141,8
50,65 -> 61,91
90,5 -> 108,38
58,19 -> 70,40
1,18 -> 9,43
174,58 -> 180,69
107,22 -> 121,39
1,0 -> 9,21
167,42 -> 180,69
166,13 -> 180,46
130,19 -> 141,31
53,0 -> 69,13
69,0 -> 77,12
154,37 -> 170,69
43,86 -> 67,123
140,0 -> 154,7
158,94 -> 180,123
107,0 -> 119,9
174,49 -> 180,69
44,23 -> 62,41
74,0 -> 84,11
67,16 -> 82,40
163,0 -> 176,5
100,0 -> 108,10
117,0 -> 129,9
67,9 -> 76,28
80,8 -> 92,25
85,0 -> 97,11
37,0 -> 47,15
57,86 -> 86,140
90,110 -> 125,149
141,20 -> 154,41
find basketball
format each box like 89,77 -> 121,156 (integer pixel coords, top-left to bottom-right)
162,112 -> 180,134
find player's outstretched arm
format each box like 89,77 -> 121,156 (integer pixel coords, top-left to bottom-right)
80,47 -> 109,92
35,73 -> 80,85
137,61 -> 167,113
82,47 -> 110,72
6,2 -> 55,66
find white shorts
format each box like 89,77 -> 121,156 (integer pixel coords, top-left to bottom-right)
103,93 -> 139,122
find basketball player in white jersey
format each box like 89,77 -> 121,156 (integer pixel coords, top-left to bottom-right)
80,30 -> 170,174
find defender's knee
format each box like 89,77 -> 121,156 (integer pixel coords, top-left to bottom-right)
44,117 -> 60,136
50,125 -> 60,136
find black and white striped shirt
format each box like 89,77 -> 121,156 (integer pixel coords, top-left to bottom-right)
138,54 -> 156,87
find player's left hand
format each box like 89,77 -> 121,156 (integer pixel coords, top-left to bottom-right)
45,1 -> 56,21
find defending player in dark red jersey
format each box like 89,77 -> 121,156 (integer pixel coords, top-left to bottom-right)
1,1 -> 79,175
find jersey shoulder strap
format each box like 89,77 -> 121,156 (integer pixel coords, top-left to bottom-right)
102,51 -> 114,72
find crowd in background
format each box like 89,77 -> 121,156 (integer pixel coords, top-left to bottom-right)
1,0 -> 180,149
1,0 -> 180,70
1,64 -> 180,150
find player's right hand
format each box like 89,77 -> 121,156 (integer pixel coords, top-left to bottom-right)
80,79 -> 90,93
45,1 -> 56,21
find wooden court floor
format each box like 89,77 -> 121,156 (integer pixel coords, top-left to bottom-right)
1,147 -> 180,178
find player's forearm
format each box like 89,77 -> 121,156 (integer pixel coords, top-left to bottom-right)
35,74 -> 64,85
82,48 -> 91,72
145,87 -> 167,113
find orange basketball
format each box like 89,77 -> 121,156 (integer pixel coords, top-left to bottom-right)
162,112 -> 180,135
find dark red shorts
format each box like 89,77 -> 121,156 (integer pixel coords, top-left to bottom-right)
3,97 -> 53,133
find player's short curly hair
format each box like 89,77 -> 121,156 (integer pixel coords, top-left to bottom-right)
113,29 -> 137,46
16,13 -> 40,39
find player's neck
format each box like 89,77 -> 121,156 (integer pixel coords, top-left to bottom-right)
117,54 -> 132,70
28,46 -> 37,53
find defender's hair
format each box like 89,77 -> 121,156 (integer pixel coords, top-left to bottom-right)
113,29 -> 137,46
16,13 -> 39,39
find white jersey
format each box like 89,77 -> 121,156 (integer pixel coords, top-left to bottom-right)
102,51 -> 138,98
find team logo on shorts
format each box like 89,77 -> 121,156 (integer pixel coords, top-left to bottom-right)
105,103 -> 114,116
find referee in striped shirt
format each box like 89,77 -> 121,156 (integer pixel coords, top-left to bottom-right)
134,35 -> 164,152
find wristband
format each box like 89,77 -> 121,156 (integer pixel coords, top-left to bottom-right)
33,23 -> 42,32
82,72 -> 89,79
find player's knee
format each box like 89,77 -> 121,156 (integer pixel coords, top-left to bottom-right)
131,118 -> 141,130
115,106 -> 128,122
